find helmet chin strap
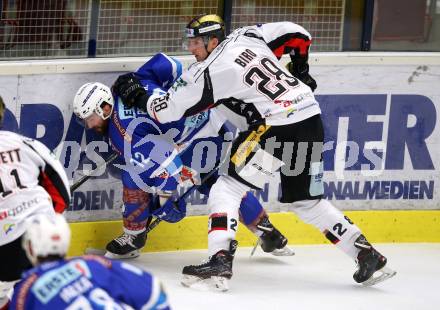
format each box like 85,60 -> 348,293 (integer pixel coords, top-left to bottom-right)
99,102 -> 114,120
203,35 -> 221,58
202,36 -> 212,55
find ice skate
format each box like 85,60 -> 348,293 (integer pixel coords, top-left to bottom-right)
251,217 -> 294,257
181,240 -> 238,292
104,231 -> 147,259
353,235 -> 396,286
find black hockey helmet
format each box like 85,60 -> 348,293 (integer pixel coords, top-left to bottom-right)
185,14 -> 225,42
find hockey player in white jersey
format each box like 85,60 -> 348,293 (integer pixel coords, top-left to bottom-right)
0,96 -> 71,309
112,15 -> 396,290
72,54 -> 293,259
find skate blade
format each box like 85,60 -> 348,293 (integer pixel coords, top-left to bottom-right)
362,266 -> 397,287
270,246 -> 295,257
250,241 -> 295,257
104,250 -> 140,259
250,239 -> 262,257
181,275 -> 229,292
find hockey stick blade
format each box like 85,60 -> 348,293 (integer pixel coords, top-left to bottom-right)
70,152 -> 119,192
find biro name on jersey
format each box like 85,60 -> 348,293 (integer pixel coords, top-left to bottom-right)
234,49 -> 257,68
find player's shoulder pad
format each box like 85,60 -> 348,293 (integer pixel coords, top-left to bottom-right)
21,136 -> 53,158
22,136 -> 71,199
0,130 -> 25,142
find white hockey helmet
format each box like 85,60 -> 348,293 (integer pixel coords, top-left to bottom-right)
22,213 -> 71,266
73,82 -> 114,121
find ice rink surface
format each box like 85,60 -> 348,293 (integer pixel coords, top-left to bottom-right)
131,243 -> 440,310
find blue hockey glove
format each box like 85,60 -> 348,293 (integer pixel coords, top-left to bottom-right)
151,196 -> 187,223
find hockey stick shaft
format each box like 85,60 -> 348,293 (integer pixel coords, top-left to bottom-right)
145,166 -> 220,233
70,152 -> 119,192
85,141 -> 233,254
146,139 -> 233,233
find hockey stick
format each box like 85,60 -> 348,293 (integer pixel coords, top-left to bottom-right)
84,161 -> 225,256
84,137 -> 233,255
70,152 -> 119,192
145,155 -> 227,233
143,130 -> 235,233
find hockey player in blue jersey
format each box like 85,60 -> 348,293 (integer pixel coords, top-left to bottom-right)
73,53 -> 294,259
9,213 -> 171,310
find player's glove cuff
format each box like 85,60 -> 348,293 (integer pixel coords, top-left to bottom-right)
151,196 -> 187,223
299,72 -> 317,92
286,61 -> 317,92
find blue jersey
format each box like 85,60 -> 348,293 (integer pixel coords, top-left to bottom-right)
109,53 -> 227,192
10,255 -> 170,310
107,53 -> 229,232
106,53 -> 264,234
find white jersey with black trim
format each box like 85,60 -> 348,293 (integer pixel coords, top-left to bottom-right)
0,131 -> 70,245
147,22 -> 321,128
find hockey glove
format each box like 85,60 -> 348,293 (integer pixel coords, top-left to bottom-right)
151,196 -> 187,223
112,73 -> 149,109
286,61 -> 317,92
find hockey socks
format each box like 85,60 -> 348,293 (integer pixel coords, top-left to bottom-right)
292,199 -> 396,285
291,199 -> 362,259
207,176 -> 246,256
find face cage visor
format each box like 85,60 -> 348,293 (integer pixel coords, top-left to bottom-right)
182,34 -> 209,51
74,102 -> 112,129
